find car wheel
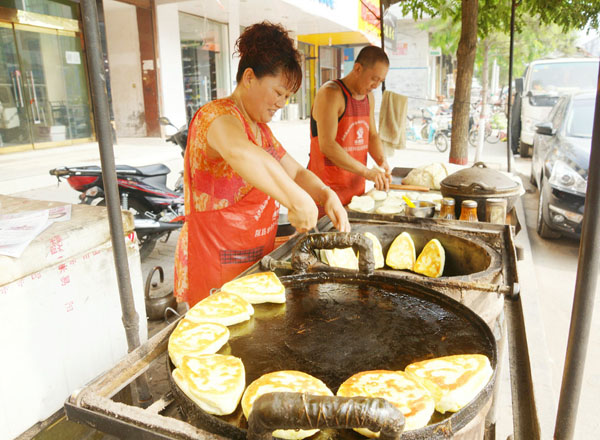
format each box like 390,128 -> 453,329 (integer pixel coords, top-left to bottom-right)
537,182 -> 561,239
520,141 -> 532,158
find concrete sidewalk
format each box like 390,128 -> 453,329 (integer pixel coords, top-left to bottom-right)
0,119 -> 513,197
1,120 -> 551,440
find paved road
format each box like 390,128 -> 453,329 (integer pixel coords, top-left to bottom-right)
513,155 -> 599,439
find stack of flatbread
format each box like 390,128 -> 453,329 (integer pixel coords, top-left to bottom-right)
242,370 -> 333,439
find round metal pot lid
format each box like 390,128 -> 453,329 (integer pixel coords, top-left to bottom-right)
440,162 -> 519,195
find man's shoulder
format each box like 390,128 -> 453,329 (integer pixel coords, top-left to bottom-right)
316,81 -> 344,103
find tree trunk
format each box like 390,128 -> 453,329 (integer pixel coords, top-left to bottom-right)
475,38 -> 490,163
450,0 -> 479,165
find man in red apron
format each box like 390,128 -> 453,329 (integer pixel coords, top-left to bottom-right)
308,46 -> 392,209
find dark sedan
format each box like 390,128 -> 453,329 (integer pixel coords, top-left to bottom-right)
530,92 -> 594,238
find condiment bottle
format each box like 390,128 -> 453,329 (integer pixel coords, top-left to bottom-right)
439,197 -> 456,220
459,200 -> 479,222
486,198 -> 507,224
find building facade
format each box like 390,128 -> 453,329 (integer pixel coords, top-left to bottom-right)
0,0 -> 442,153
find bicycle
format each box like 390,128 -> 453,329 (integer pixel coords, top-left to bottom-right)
468,112 -> 506,147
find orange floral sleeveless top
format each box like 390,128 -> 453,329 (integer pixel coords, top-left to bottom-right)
173,98 -> 286,302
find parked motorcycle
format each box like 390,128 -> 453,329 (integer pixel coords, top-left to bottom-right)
159,116 -> 188,193
49,123 -> 187,260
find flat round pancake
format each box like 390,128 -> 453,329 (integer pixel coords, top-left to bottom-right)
405,354 -> 493,413
220,271 -> 285,304
168,319 -> 229,367
337,370 -> 435,435
186,291 -> 254,326
375,203 -> 404,215
242,370 -> 333,439
348,195 -> 375,213
172,354 -> 245,416
368,189 -> 388,201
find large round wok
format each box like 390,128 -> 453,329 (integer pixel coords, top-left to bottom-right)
169,233 -> 498,439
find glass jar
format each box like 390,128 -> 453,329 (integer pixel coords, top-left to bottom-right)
486,198 -> 507,224
459,200 -> 479,222
439,197 -> 456,220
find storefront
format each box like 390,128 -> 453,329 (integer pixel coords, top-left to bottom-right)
178,12 -> 230,122
0,1 -> 94,153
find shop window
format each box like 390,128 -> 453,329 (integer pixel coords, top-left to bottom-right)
179,13 -> 230,121
0,0 -> 78,19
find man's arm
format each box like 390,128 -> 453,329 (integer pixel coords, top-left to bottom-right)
312,83 -> 370,177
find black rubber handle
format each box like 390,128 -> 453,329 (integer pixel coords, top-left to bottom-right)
290,232 -> 375,275
247,392 -> 404,440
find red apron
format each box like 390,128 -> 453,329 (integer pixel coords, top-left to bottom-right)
184,127 -> 279,306
308,79 -> 370,207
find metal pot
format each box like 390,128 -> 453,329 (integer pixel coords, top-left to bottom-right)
440,162 -> 521,220
169,233 -> 498,439
144,266 -> 176,321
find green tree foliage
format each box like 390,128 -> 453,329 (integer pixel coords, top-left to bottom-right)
389,0 -> 598,162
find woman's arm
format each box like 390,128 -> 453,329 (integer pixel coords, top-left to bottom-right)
206,114 -> 317,232
279,153 -> 351,232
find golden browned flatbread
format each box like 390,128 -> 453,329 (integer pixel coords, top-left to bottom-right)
185,291 -> 254,326
386,232 -> 416,270
404,354 -> 493,413
168,319 -> 229,367
337,370 -> 434,435
413,238 -> 445,278
242,370 -> 333,439
172,354 -> 245,416
220,271 -> 286,304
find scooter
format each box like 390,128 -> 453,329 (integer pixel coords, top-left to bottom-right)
159,116 -> 188,192
49,121 -> 187,260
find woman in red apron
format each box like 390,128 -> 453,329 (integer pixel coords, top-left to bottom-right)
174,22 -> 350,307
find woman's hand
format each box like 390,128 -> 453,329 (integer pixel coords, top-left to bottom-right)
322,187 -> 351,232
287,191 -> 319,233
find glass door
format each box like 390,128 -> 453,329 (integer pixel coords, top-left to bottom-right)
0,22 -> 32,149
0,20 -> 93,151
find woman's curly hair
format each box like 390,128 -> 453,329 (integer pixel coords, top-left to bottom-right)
235,21 -> 302,93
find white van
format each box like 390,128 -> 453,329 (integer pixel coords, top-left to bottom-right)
513,57 -> 598,157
